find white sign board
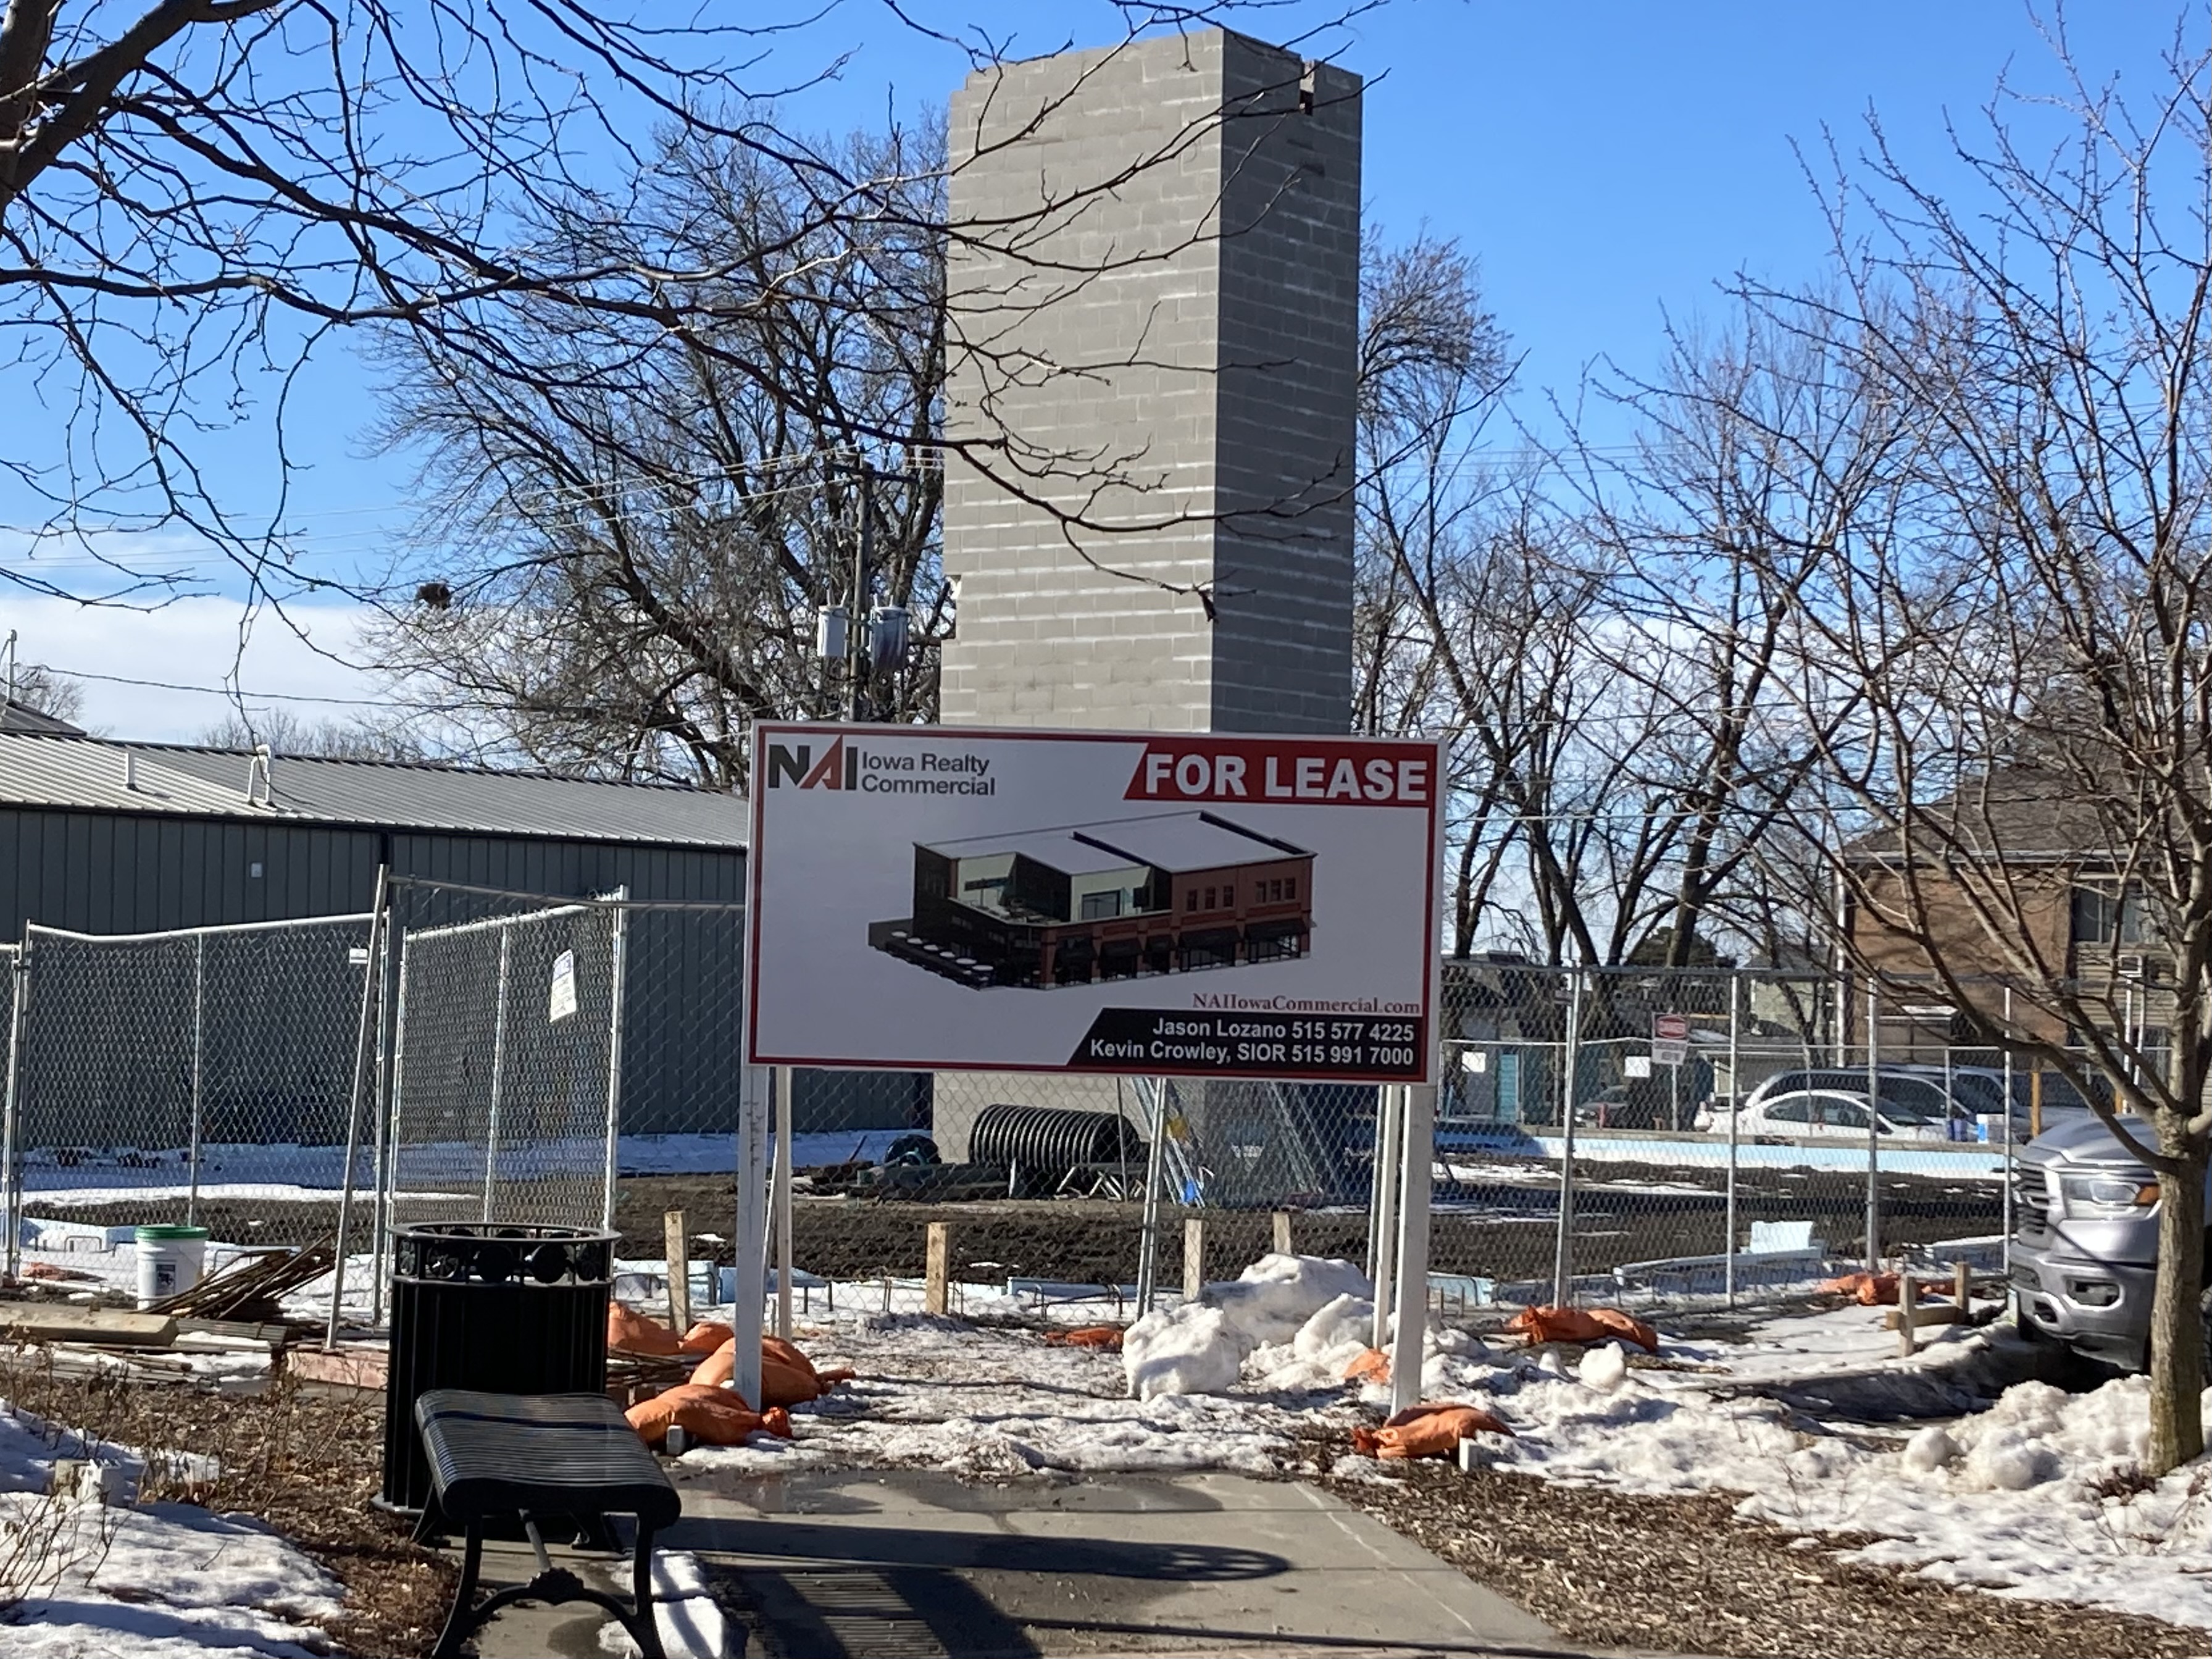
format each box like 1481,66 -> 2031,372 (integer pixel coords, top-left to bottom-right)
746,724 -> 1444,1082
1652,1010 -> 1689,1068
548,949 -> 577,1022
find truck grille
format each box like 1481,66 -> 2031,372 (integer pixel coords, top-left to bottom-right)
2014,1164 -> 2053,1243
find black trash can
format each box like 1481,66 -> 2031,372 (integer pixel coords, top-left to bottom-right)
378,1222 -> 617,1512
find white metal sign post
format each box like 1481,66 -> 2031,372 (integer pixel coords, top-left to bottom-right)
746,724 -> 1446,1084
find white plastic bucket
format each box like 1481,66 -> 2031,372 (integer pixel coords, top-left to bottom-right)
135,1226 -> 209,1308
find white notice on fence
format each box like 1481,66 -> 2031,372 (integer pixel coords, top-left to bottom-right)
548,949 -> 578,1022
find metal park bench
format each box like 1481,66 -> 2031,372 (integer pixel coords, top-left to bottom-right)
411,1390 -> 680,1659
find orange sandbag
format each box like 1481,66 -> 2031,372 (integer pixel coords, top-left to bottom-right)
1043,1326 -> 1125,1350
1504,1305 -> 1660,1353
687,1335 -> 858,1405
764,1335 -> 856,1405
625,1384 -> 792,1450
607,1303 -> 683,1356
679,1319 -> 735,1355
1584,1308 -> 1661,1353
1343,1347 -> 1390,1384
1818,1271 -> 1942,1307
1351,1402 -> 1514,1459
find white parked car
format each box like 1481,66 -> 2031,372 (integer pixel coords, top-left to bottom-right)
1728,1089 -> 1952,1142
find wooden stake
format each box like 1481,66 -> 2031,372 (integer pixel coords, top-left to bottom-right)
1898,1272 -> 1918,1356
664,1209 -> 691,1334
924,1222 -> 951,1316
1183,1218 -> 1208,1301
1953,1260 -> 1972,1311
1272,1210 -> 1293,1255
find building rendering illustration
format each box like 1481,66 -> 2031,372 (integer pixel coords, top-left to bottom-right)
870,812 -> 1315,988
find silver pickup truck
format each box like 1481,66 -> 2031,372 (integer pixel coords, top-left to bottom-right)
2010,1113 -> 2209,1371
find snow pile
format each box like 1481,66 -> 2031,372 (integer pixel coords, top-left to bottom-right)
1123,1253 -> 1370,1400
0,1401 -> 341,1657
684,1311 -> 1368,1480
1396,1329 -> 2212,1633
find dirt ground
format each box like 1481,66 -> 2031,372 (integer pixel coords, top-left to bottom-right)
4,1348 -> 2203,1659
1313,1451 -> 2206,1659
0,1350 -> 453,1658
606,1163 -> 2003,1292
44,1153 -> 2009,1295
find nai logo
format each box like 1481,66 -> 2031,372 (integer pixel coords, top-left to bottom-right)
763,739 -> 856,790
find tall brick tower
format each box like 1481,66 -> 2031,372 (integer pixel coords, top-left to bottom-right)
939,30 -> 1363,735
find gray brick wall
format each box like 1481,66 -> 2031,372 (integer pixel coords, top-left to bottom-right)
934,31 -> 1361,1161
940,30 -> 1362,739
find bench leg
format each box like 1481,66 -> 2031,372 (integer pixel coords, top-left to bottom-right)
430,1511 -> 666,1659
632,1522 -> 667,1659
431,1522 -> 485,1659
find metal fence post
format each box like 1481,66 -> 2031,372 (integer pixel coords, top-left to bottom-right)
327,868 -> 388,1348
481,930 -> 513,1222
1369,1085 -> 1401,1348
1552,967 -> 1584,1307
1724,971 -> 1742,1308
186,932 -> 207,1227
372,919 -> 415,1329
2001,985 -> 2014,1272
1134,1079 -> 1168,1315
1,937 -> 27,1280
1864,982 -> 1882,1268
599,895 -> 630,1232
1368,1071 -> 1403,1277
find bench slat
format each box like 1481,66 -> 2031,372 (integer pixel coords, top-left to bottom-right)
415,1390 -> 679,1528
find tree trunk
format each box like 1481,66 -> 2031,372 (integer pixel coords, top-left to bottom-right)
2146,1129 -> 2206,1474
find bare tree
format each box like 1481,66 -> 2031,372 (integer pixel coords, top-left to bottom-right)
1,658 -> 80,724
197,706 -> 421,760
1735,13 -> 2212,1471
0,4 -> 1358,619
365,120 -> 946,788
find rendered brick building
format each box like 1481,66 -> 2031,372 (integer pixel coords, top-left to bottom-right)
872,811 -> 1313,988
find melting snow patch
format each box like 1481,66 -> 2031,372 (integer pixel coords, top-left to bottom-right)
0,1400 -> 341,1658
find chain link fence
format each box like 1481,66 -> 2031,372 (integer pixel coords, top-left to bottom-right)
2,916 -> 373,1271
0,880 -> 2063,1335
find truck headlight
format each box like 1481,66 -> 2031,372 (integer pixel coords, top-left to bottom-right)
2058,1175 -> 2160,1211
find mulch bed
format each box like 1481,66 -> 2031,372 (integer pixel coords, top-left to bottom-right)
1308,1448 -> 2208,1658
0,1349 -> 451,1657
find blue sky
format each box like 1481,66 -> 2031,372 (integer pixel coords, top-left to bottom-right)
2,0 -> 2190,737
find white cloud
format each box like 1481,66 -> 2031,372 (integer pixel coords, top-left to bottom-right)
0,595 -> 390,743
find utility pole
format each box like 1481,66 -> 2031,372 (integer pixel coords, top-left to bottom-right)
846,461 -> 876,722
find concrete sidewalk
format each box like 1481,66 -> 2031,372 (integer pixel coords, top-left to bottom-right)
462,1467 -> 1579,1658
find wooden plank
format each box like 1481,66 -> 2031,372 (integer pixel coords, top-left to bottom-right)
924,1222 -> 951,1316
0,1303 -> 177,1347
664,1209 -> 691,1334
1183,1218 -> 1208,1302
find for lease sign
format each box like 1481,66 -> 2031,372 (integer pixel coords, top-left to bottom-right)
745,724 -> 1444,1082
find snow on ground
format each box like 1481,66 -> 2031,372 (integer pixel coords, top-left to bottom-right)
682,1311 -> 1363,1481
0,1400 -> 340,1657
667,1256 -> 2212,1637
